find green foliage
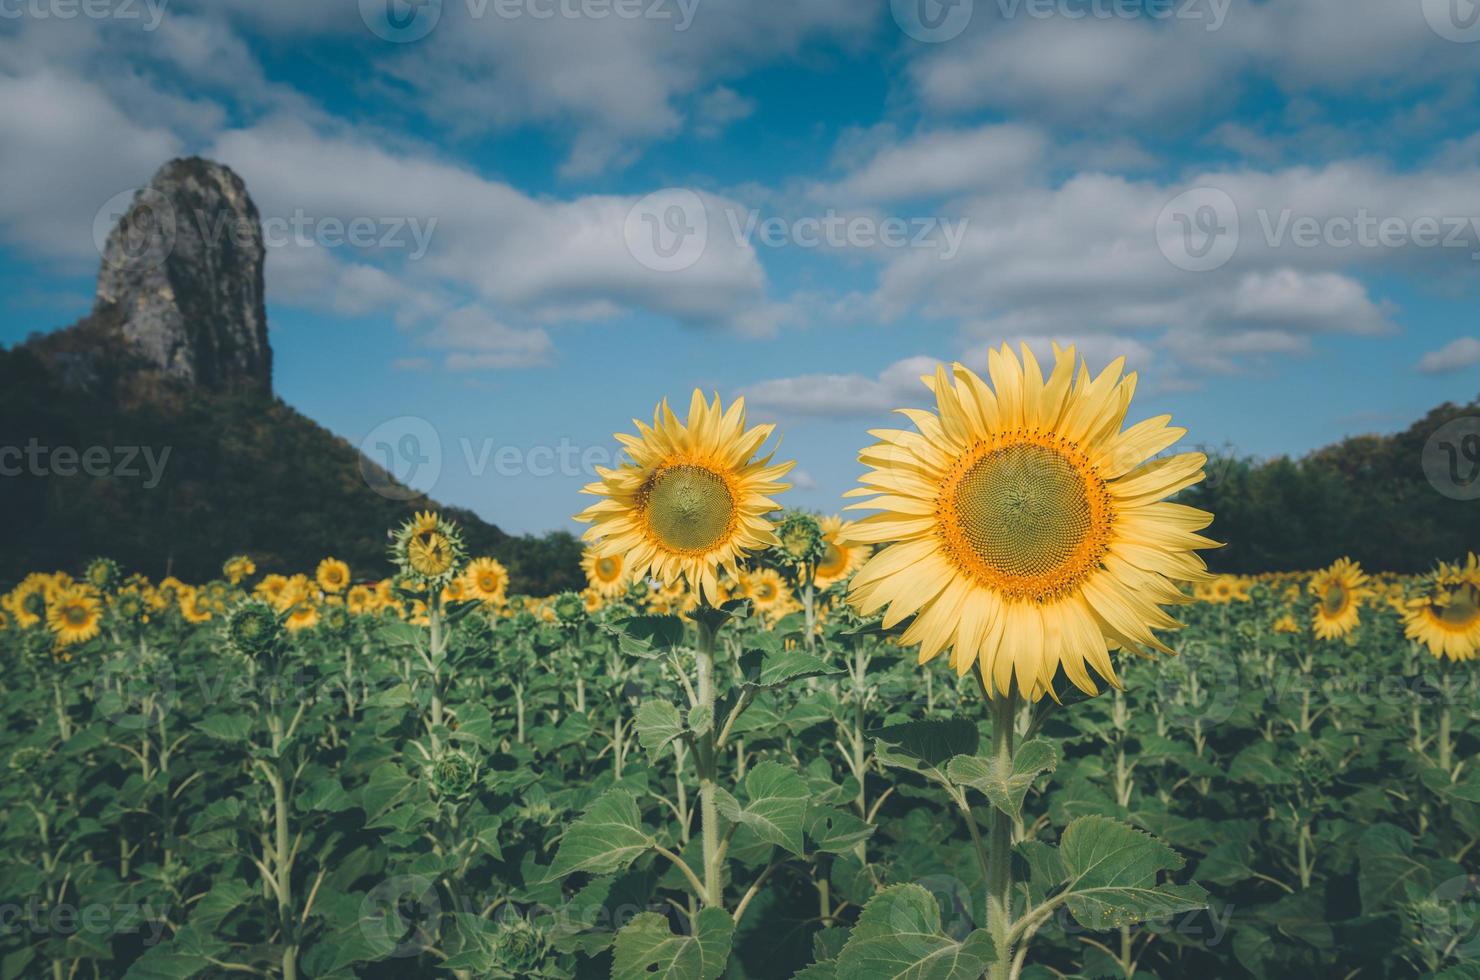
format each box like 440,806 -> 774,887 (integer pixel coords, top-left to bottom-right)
1184,395 -> 1480,572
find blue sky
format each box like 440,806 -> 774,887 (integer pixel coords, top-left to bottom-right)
2,0 -> 1479,534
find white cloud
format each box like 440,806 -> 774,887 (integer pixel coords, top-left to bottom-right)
1417,336 -> 1480,375
906,0 -> 1477,128
207,119 -> 775,333
742,355 -> 940,418
826,124 -> 1047,203
371,0 -> 874,176
694,86 -> 756,139
423,306 -> 553,371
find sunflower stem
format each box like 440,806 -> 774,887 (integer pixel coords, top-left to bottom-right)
694,611 -> 723,908
987,689 -> 1018,980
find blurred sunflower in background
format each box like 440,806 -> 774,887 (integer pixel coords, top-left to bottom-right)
814,516 -> 868,589
316,558 -> 351,594
223,555 -> 256,585
576,391 -> 792,604
845,344 -> 1216,701
464,557 -> 510,605
346,584 -> 375,615
580,547 -> 628,598
741,567 -> 789,615
48,588 -> 102,646
1309,558 -> 1369,641
1404,554 -> 1480,662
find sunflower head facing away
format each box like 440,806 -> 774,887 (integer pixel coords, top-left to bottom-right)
84,557 -> 122,594
772,511 -> 827,571
392,511 -> 468,590
47,588 -> 102,647
844,344 -> 1217,702
1404,554 -> 1480,663
1309,557 -> 1369,641
576,391 -> 793,604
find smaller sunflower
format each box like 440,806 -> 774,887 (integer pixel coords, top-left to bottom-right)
1309,558 -> 1369,641
180,588 -> 214,625
316,558 -> 351,594
223,555 -> 256,585
742,567 -> 789,614
1272,614 -> 1301,635
464,557 -> 510,604
285,602 -> 320,633
346,584 -> 375,615
814,515 -> 869,589
47,588 -> 102,647
581,548 -> 628,598
1404,554 -> 1480,662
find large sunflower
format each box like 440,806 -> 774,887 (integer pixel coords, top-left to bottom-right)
576,391 -> 793,604
1404,555 -> 1480,662
47,588 -> 102,647
581,547 -> 629,598
844,344 -> 1216,701
815,515 -> 869,589
1309,558 -> 1369,641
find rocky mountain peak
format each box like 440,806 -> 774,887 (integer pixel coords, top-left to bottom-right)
94,157 -> 272,393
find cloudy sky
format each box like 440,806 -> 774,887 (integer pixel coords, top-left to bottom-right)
2,0 -> 1478,533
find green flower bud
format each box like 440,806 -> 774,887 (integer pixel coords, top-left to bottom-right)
222,599 -> 286,661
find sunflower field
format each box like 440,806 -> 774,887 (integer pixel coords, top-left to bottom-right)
2,346 -> 1478,980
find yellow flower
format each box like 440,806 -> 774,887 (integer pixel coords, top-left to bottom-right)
845,344 -> 1215,701
180,587 -> 214,624
581,588 -> 605,613
316,558 -> 351,594
741,568 -> 789,613
285,602 -> 320,632
223,555 -> 256,585
581,547 -> 628,598
1309,558 -> 1369,641
1404,554 -> 1480,662
464,557 -> 510,604
814,516 -> 869,589
1272,614 -> 1301,635
347,585 -> 374,614
256,574 -> 290,607
47,588 -> 102,646
576,391 -> 793,605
